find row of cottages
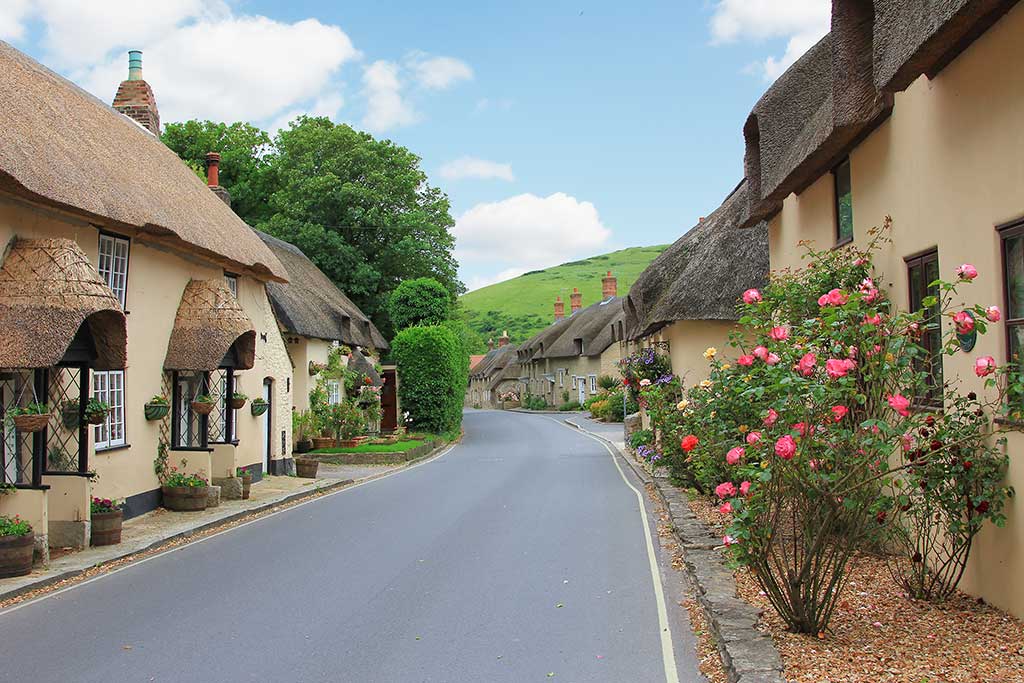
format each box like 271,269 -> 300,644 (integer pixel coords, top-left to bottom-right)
0,43 -> 383,561
465,332 -> 515,408
625,0 -> 1024,618
256,231 -> 395,429
518,272 -> 626,406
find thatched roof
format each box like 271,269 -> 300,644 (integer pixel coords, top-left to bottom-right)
487,361 -> 522,391
0,238 -> 126,369
472,344 -> 517,380
0,42 -> 286,282
164,279 -> 256,371
624,181 -> 769,340
540,297 -> 624,359
256,230 -> 388,351
517,317 -> 574,364
348,350 -> 383,388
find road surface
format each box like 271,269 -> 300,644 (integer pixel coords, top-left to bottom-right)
0,410 -> 703,682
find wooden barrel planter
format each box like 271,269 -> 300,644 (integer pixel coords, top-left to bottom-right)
311,436 -> 335,450
241,473 -> 253,499
90,510 -> 123,546
295,458 -> 319,478
161,486 -> 209,512
144,402 -> 170,421
0,533 -> 34,578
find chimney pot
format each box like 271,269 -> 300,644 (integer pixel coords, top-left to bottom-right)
602,270 -> 618,299
498,330 -> 510,347
205,152 -> 221,187
487,338 -> 495,351
698,216 -> 706,223
570,287 -> 582,313
128,50 -> 143,81
554,295 -> 565,322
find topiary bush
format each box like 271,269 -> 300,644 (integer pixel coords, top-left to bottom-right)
387,278 -> 453,330
391,325 -> 463,434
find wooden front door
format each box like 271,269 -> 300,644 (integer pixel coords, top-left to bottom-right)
381,367 -> 398,433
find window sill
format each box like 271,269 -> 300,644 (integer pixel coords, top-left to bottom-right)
832,236 -> 853,250
96,443 -> 131,454
169,447 -> 214,453
43,470 -> 96,478
209,440 -> 240,447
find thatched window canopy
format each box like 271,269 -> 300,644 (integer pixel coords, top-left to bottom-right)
164,279 -> 256,372
0,238 -> 127,370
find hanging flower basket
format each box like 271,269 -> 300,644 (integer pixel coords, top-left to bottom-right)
11,413 -> 51,433
250,399 -> 269,417
191,397 -> 216,416
62,403 -> 81,429
145,402 -> 170,421
230,396 -> 247,410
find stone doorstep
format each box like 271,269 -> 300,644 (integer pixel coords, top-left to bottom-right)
568,421 -> 787,683
0,438 -> 455,605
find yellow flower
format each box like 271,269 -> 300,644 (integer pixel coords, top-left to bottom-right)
676,400 -> 689,411
700,379 -> 713,390
738,424 -> 749,434
703,347 -> 717,360
721,363 -> 731,371
710,410 -> 717,418
761,460 -> 769,469
885,352 -> 895,363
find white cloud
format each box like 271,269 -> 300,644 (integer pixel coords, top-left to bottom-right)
439,157 -> 515,182
408,54 -> 473,90
709,0 -> 830,81
0,0 -> 32,41
360,60 -> 418,133
455,192 -> 611,277
465,267 -> 528,292
8,2 -> 359,127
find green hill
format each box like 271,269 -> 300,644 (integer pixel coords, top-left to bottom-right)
459,245 -> 669,351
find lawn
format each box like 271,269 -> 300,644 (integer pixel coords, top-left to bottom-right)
310,439 -> 424,454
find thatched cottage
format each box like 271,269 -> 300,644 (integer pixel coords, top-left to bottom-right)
0,45 -> 293,559
466,332 -> 517,408
730,0 -> 1024,617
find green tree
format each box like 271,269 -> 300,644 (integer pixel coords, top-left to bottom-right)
391,325 -> 463,435
388,277 -> 452,330
259,116 -> 461,337
161,120 -> 273,224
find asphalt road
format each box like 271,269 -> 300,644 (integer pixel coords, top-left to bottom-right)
0,410 -> 703,682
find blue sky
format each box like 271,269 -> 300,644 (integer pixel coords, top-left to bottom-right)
1,0 -> 829,290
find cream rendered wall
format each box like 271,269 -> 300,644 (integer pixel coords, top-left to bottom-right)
764,3 -> 1024,616
662,320 -> 737,388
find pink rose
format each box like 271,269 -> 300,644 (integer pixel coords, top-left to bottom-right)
745,431 -> 762,446
863,313 -> 882,326
739,481 -> 752,496
769,326 -> 790,341
825,358 -> 851,379
887,393 -> 911,417
796,352 -> 817,376
817,294 -> 829,307
863,288 -> 880,303
792,422 -> 812,437
956,263 -> 978,280
826,288 -> 848,306
901,432 -> 916,451
809,459 -> 822,471
723,535 -> 738,547
726,446 -> 745,466
737,355 -> 755,367
774,435 -> 797,460
715,481 -> 737,499
743,288 -> 762,304
831,405 -> 848,421
953,311 -> 974,334
847,345 -> 858,359
765,352 -> 781,366
986,306 -> 1001,322
753,345 -> 768,360
975,356 -> 996,377
763,409 -> 779,427
719,501 -> 733,515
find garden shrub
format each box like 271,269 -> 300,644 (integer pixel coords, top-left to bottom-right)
558,401 -> 580,411
391,325 -> 464,434
387,277 -> 453,330
522,394 -> 548,410
628,429 -> 653,450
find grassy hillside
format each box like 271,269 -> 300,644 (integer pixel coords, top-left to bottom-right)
459,245 -> 668,351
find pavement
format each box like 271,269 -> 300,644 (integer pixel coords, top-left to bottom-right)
0,410 -> 704,682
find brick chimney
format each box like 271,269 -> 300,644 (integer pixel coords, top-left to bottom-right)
554,295 -> 565,321
205,152 -> 232,206
498,330 -> 510,347
570,287 -> 582,314
112,50 -> 160,135
602,270 -> 617,299
487,338 -> 495,351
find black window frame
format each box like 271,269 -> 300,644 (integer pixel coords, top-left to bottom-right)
998,218 -> 1024,417
833,158 -> 854,247
906,248 -> 943,406
170,370 -> 212,451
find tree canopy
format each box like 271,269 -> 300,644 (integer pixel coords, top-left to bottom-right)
162,116 -> 462,340
387,277 -> 453,330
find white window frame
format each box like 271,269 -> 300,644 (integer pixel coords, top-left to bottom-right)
589,375 -> 597,394
558,369 -> 564,387
224,273 -> 238,298
327,379 -> 341,405
98,233 -> 130,307
93,370 -> 126,450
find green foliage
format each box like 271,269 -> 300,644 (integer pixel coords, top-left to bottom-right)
0,515 -> 31,537
391,325 -> 464,434
521,394 -> 549,411
597,375 -> 619,391
388,278 -> 453,330
628,429 -> 654,449
459,245 -> 669,347
311,439 -> 424,454
557,401 -> 580,411
163,460 -> 208,488
161,120 -> 273,224
323,400 -> 366,440
7,403 -> 48,416
90,497 -> 122,514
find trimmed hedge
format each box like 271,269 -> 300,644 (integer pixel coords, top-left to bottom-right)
387,278 -> 452,330
392,324 -> 464,434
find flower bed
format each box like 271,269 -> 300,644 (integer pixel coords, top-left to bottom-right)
312,439 -> 438,465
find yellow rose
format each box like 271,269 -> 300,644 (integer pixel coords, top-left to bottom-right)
700,380 -> 713,390
721,363 -> 731,371
738,424 -> 749,433
761,460 -> 769,469
703,347 -> 717,360
710,410 -> 717,418
885,353 -> 895,363
676,400 -> 689,411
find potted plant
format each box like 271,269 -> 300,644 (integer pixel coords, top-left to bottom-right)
236,467 -> 253,499
7,403 -> 51,433
191,394 -> 216,416
250,397 -> 269,417
84,398 -> 110,425
292,410 -> 314,453
294,457 -> 319,478
145,394 -> 170,421
160,462 -> 209,511
326,400 -> 365,448
90,497 -> 123,546
61,400 -> 81,429
230,392 -> 248,410
0,515 -> 33,578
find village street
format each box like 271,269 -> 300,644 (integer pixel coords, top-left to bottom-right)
0,411 -> 701,682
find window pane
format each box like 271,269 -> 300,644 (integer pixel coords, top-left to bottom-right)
93,371 -> 109,448
1006,234 -> 1024,319
1008,326 -> 1024,415
98,234 -> 129,307
835,160 -> 853,243
108,371 -> 125,446
908,254 -> 942,401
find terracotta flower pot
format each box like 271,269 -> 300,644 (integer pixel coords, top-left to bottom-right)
191,401 -> 215,416
90,510 -> 123,546
0,532 -> 34,578
295,458 -> 319,479
12,414 -> 51,433
161,485 -> 209,511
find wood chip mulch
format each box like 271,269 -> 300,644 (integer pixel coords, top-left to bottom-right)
687,493 -> 1024,682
